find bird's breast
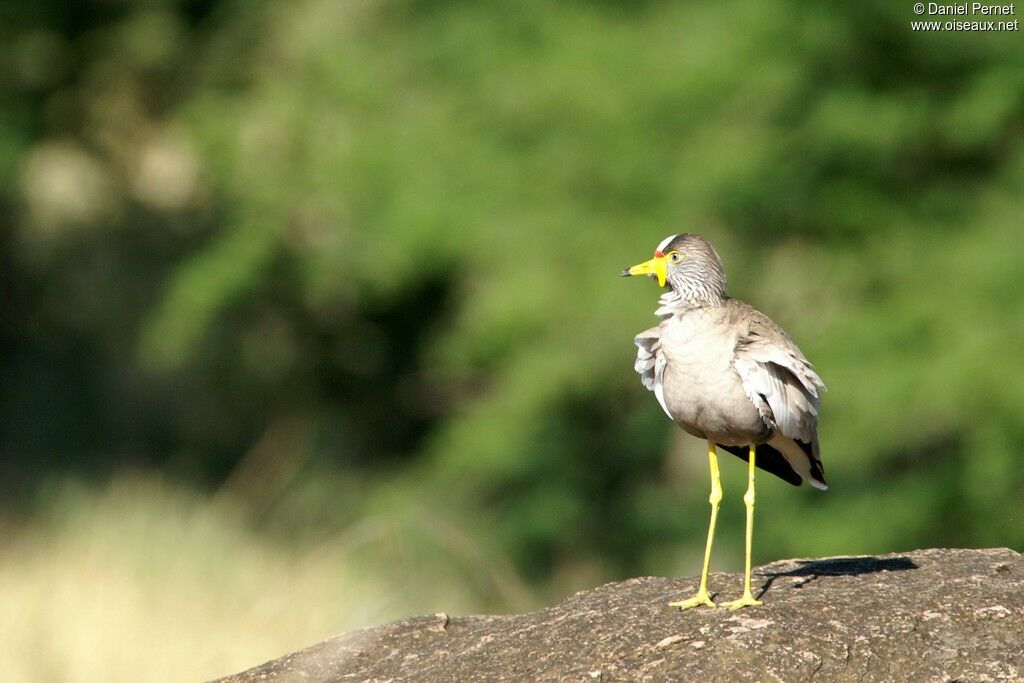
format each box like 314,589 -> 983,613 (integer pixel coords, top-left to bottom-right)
658,313 -> 769,444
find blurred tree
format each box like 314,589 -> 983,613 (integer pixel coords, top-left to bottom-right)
1,0 -> 1022,594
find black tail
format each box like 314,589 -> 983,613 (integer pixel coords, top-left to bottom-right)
717,443 -> 802,486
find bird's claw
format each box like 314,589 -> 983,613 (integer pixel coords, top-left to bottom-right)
721,592 -> 762,610
669,590 -> 716,610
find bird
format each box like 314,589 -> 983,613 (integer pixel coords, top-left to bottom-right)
621,233 -> 826,610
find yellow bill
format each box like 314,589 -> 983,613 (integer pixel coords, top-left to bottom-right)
621,254 -> 668,287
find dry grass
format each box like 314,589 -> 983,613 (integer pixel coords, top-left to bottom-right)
0,476 -> 491,682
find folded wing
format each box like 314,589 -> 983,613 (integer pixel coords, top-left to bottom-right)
732,307 -> 828,489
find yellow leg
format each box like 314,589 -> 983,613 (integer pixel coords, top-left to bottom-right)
670,442 -> 722,609
723,444 -> 763,610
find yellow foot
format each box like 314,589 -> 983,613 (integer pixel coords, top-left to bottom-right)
669,590 -> 716,610
722,592 -> 762,610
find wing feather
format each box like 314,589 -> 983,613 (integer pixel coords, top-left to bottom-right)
634,327 -> 672,419
732,304 -> 827,488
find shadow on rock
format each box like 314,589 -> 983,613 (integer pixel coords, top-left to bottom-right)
757,556 -> 918,598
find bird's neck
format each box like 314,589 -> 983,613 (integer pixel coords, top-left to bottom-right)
654,288 -> 725,318
664,266 -> 728,311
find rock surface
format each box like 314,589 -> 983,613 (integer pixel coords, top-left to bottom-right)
216,548 -> 1023,682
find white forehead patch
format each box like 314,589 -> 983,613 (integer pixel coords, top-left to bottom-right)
655,234 -> 678,253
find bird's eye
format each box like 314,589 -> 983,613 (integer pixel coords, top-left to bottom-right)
670,252 -> 682,262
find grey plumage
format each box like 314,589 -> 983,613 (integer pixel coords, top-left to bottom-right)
632,234 -> 827,489
661,234 -> 728,306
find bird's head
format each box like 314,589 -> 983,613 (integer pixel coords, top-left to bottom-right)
621,233 -> 727,301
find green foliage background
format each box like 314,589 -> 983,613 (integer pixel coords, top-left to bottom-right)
1,0 -> 1023,678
